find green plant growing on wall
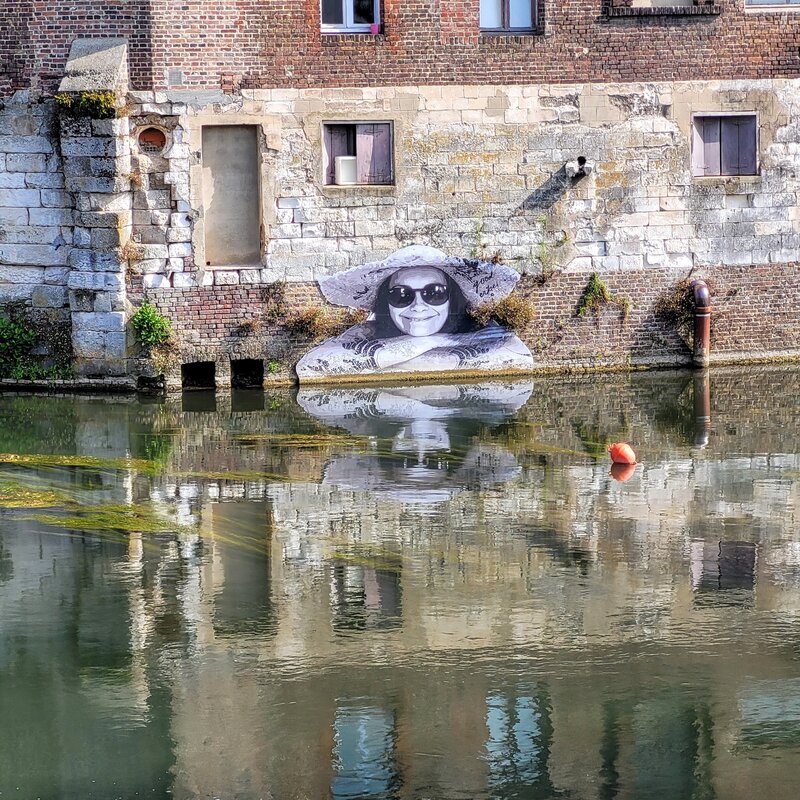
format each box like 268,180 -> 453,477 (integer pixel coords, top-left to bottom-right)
576,273 -> 631,322
469,295 -> 535,331
654,279 -> 697,342
0,305 -> 72,381
262,281 -> 288,324
267,360 -> 280,375
55,90 -> 118,119
0,313 -> 36,377
282,307 -> 368,341
131,303 -> 172,347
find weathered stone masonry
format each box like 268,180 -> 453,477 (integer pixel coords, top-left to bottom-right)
3,2 -> 800,386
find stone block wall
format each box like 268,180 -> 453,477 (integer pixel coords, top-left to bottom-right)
0,93 -> 71,309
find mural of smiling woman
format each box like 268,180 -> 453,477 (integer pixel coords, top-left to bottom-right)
295,245 -> 534,382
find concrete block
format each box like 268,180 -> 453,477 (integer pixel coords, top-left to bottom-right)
29,207 -> 73,226
0,135 -> 53,154
25,172 -> 66,189
172,273 -> 196,288
72,329 -> 107,358
67,272 -> 103,290
31,285 -> 68,308
69,250 -> 121,272
72,226 -> 91,247
277,197 -> 301,209
44,266 -> 70,284
0,284 -> 33,303
0,265 -> 45,283
0,173 -> 26,189
136,259 -> 167,274
272,223 -> 302,239
0,207 -> 28,225
0,243 -> 68,266
0,188 -> 40,208
168,242 -> 192,258
61,137 -> 121,158
167,257 -> 184,272
166,227 -> 191,243
143,274 -> 170,288
90,227 -> 121,249
72,311 -> 125,332
93,293 -> 112,312
5,153 -> 48,172
213,270 -> 240,285
0,225 -> 62,245
240,269 -> 261,284
170,212 -> 192,228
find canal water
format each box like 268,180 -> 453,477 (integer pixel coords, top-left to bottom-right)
1,367 -> 800,799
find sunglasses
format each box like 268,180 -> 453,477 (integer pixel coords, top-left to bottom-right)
387,283 -> 450,308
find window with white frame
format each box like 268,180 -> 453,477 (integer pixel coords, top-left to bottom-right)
323,123 -> 393,186
321,0 -> 379,31
480,0 -> 535,31
692,114 -> 758,177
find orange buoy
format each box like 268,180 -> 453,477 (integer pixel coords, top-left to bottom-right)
608,442 -> 637,465
610,462 -> 637,482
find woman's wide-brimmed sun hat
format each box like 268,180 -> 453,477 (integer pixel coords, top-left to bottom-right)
318,245 -> 521,310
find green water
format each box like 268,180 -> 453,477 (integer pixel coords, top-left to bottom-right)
1,368 -> 800,799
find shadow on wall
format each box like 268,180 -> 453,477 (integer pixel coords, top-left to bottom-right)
519,166 -> 576,212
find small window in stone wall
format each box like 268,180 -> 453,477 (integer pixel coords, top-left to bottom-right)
692,114 -> 758,177
137,127 -> 167,155
323,122 -> 393,186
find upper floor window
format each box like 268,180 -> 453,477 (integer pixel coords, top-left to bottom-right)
322,0 -> 378,32
480,0 -> 535,31
692,114 -> 758,177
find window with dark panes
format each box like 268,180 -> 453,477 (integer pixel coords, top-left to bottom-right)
692,115 -> 757,177
480,0 -> 535,31
321,0 -> 378,31
323,123 -> 393,186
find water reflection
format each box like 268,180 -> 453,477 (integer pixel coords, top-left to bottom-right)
2,369 -> 800,798
297,381 -> 532,503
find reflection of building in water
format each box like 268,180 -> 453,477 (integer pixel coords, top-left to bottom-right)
9,373 -> 800,797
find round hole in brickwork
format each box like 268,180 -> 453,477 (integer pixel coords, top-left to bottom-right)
137,127 -> 167,155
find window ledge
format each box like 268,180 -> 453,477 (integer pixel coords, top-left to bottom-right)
608,5 -> 721,17
692,174 -> 762,183
322,184 -> 396,193
744,4 -> 800,12
478,32 -> 542,43
321,32 -> 384,43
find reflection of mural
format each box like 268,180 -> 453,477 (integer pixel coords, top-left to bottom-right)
297,381 -> 532,503
296,245 -> 533,381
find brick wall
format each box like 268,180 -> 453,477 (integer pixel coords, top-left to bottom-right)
142,261 -> 800,388
3,1 -> 800,95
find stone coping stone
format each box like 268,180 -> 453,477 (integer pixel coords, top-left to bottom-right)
59,38 -> 128,93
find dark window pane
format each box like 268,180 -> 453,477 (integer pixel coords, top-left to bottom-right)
353,0 -> 375,24
322,0 -> 344,25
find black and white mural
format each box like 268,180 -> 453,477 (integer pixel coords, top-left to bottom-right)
296,246 -> 533,381
297,381 -> 532,504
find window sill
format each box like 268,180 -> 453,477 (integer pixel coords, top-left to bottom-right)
478,31 -> 541,42
692,174 -> 761,183
607,6 -> 720,17
744,4 -> 800,12
322,183 -> 396,193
